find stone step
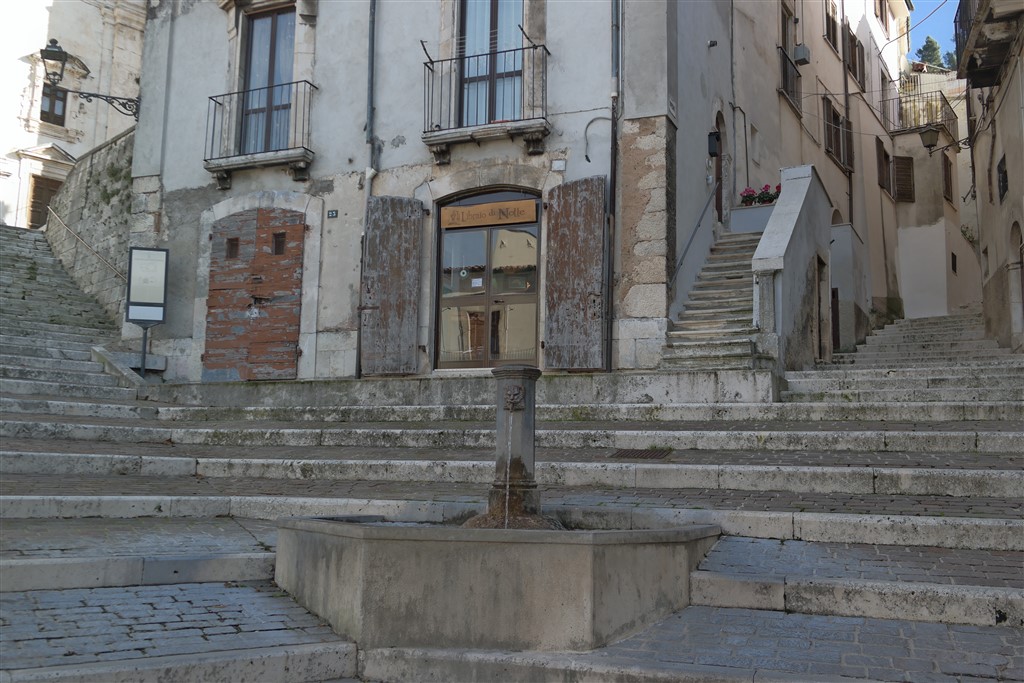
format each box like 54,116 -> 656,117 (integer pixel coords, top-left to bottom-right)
855,339 -> 1004,354
679,300 -> 754,314
0,316 -> 117,338
663,338 -> 756,354
0,516 -> 277,591
0,354 -> 107,373
0,365 -> 122,387
666,326 -> 757,341
862,328 -> 989,344
0,396 -> 160,419
1,414 -> 1019,453
0,343 -> 94,362
787,358 -> 1024,379
832,349 -> 1014,365
0,334 -> 106,353
0,323 -> 116,345
785,372 -> 1024,391
4,447 -> 1019,498
690,536 -> 1023,627
0,582 -> 356,682
672,313 -> 754,328
0,379 -> 138,400
360,608 -> 1021,683
782,387 -> 1024,402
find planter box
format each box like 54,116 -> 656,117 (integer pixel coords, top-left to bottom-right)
276,517 -> 719,651
731,203 -> 775,233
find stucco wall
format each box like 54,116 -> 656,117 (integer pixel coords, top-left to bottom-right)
44,128 -> 134,323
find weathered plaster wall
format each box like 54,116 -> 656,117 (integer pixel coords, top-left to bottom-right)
45,128 -> 134,323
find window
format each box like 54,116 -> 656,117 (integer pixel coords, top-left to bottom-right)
875,0 -> 889,33
40,83 -> 67,126
459,0 -> 524,127
846,25 -> 866,89
893,156 -> 915,202
241,8 -> 295,154
273,231 -> 286,255
997,156 -> 1008,203
943,153 -> 954,203
825,1 -> 839,50
779,6 -> 800,106
823,96 -> 853,170
951,252 -> 958,274
876,137 -> 892,196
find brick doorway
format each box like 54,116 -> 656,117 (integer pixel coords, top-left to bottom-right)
204,208 -> 305,381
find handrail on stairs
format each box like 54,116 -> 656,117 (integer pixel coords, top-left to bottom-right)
668,180 -> 719,289
46,206 -> 127,282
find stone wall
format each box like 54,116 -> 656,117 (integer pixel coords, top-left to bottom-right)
45,128 -> 134,323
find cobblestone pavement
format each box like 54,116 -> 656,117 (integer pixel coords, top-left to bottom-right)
590,606 -> 1024,682
0,581 -> 339,669
3,473 -> 1022,518
0,518 -> 276,559
698,537 -> 1024,588
3,437 -> 1020,469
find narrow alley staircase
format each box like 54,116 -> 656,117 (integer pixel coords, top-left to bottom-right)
662,231 -> 769,369
1,225 -> 1021,682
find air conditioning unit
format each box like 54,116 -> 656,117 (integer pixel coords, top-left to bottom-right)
794,44 -> 811,66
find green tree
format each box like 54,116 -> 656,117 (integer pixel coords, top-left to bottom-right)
943,50 -> 957,69
916,35 -> 943,67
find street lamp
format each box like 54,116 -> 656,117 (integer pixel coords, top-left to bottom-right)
919,125 -> 971,156
39,39 -> 140,120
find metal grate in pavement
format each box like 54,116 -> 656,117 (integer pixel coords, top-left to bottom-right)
610,448 -> 671,460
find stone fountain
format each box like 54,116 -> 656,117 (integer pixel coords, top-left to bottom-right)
274,366 -> 719,651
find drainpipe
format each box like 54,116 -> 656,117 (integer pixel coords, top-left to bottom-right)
356,0 -> 378,379
606,0 -> 620,372
840,0 -> 854,225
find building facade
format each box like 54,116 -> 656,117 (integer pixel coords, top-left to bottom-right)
0,0 -> 143,229
955,0 -> 1024,351
117,0 -> 960,385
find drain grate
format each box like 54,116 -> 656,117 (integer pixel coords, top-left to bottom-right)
610,448 -> 672,460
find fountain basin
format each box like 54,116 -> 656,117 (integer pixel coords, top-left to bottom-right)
275,516 -> 719,651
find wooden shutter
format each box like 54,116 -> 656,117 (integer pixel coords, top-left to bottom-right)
544,176 -> 607,371
360,196 -> 423,376
893,156 -> 915,202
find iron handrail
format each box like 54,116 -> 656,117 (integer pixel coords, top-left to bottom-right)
669,180 -> 719,289
46,206 -> 127,281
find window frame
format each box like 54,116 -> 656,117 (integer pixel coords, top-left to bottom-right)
824,0 -> 839,52
40,83 -> 67,127
846,24 -> 866,90
997,156 -> 1008,203
823,96 -> 854,171
240,6 -> 296,155
876,137 -> 893,197
457,0 -> 526,128
942,152 -> 954,204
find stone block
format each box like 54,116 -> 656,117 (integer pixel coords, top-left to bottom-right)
690,572 -> 784,610
141,553 -> 275,585
622,284 -> 667,318
719,466 -> 875,494
0,558 -> 143,592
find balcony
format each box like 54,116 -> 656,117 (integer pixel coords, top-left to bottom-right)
422,44 -> 550,164
955,0 -> 1024,88
880,91 -> 959,144
778,47 -> 801,113
204,80 -> 316,189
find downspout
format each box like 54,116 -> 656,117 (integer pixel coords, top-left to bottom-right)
840,0 -> 854,226
606,0 -> 620,372
356,0 -> 378,379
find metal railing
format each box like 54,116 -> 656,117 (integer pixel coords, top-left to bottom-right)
778,47 -> 801,107
423,44 -> 549,133
669,180 -> 720,289
204,80 -> 316,162
880,90 -> 959,143
954,0 -> 980,69
46,207 -> 126,281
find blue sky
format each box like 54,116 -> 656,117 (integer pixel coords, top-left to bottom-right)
907,0 -> 960,61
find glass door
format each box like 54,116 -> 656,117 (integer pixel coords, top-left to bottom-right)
438,215 -> 538,368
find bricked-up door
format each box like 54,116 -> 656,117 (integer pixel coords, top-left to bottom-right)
544,176 -> 607,370
204,208 -> 305,381
360,196 -> 423,376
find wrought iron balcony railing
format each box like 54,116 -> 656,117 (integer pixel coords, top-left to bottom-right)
880,90 -> 959,143
778,47 -> 801,109
423,44 -> 549,134
204,80 -> 316,162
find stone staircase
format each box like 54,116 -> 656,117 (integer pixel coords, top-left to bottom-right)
663,231 -> 770,370
0,225 -> 132,401
1,224 -> 1022,681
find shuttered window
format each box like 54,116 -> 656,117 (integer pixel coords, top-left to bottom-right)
943,153 -> 954,203
893,156 -> 915,202
876,137 -> 892,196
823,97 -> 854,171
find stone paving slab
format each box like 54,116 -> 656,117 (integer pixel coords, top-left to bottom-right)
2,474 -> 1022,520
0,581 -> 341,670
1,437 -> 1019,469
698,537 -> 1024,589
0,518 -> 277,560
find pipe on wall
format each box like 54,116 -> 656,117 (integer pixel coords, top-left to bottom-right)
356,0 -> 379,379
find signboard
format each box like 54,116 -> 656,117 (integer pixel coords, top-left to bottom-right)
126,247 -> 168,324
440,199 -> 537,229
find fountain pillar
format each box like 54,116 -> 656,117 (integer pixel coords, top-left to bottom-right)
489,365 -> 541,517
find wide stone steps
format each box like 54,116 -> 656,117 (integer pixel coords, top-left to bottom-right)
781,387 -> 1024,403
0,365 -> 123,387
0,379 -> 139,401
832,348 -> 1014,365
2,412 -> 1018,453
690,536 -> 1023,627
